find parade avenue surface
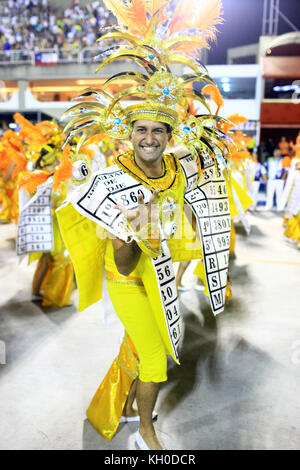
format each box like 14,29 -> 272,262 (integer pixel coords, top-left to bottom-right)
0,210 -> 300,450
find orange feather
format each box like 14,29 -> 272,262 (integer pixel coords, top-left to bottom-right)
188,100 -> 199,116
103,0 -> 169,36
231,150 -> 251,161
53,146 -> 73,192
221,114 -> 248,134
13,113 -> 46,146
172,38 -> 207,54
226,113 -> 248,127
127,0 -> 148,36
11,153 -> 26,179
102,0 -> 137,30
81,145 -> 94,160
201,84 -> 224,114
169,0 -> 223,39
18,171 -> 50,195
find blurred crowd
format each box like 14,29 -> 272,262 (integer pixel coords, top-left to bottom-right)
257,136 -> 297,163
0,0 -> 114,59
235,132 -> 300,212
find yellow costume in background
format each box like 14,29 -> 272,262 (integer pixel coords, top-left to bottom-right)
0,129 -> 26,223
0,181 -> 13,222
284,212 -> 300,245
14,114 -> 75,308
30,195 -> 75,308
282,152 -> 300,248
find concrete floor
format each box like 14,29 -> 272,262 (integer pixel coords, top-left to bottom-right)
0,210 -> 300,450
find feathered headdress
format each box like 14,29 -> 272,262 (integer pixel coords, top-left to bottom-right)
61,0 -> 232,170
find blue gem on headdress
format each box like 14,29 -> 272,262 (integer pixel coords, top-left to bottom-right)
114,118 -> 121,125
183,126 -> 191,134
148,53 -> 155,60
163,88 -> 170,96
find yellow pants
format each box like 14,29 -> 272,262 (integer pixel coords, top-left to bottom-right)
106,279 -> 168,383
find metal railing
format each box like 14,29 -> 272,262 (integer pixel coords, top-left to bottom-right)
0,49 -> 34,65
0,47 -> 102,66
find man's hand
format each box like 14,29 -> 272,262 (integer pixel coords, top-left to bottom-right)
114,189 -> 160,235
112,189 -> 160,277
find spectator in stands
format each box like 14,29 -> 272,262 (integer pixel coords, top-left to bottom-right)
265,137 -> 276,158
0,0 -> 116,63
265,148 -> 287,210
248,151 -> 268,210
246,136 -> 256,154
3,39 -> 11,59
279,136 -> 290,157
257,140 -> 268,164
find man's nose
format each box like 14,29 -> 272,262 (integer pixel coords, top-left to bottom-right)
144,131 -> 154,144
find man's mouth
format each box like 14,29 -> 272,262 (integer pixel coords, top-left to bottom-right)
140,145 -> 159,153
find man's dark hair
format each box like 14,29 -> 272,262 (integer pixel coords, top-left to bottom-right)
132,120 -> 172,134
164,123 -> 172,134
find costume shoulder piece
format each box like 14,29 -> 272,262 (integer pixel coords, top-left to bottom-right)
59,163 -> 162,257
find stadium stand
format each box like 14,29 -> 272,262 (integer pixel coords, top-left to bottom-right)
0,0 -> 115,64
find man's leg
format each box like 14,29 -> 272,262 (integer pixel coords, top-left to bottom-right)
136,379 -> 162,450
265,180 -> 276,209
122,378 -> 138,417
274,179 -> 284,210
176,260 -> 190,287
250,181 -> 260,209
106,279 -> 166,449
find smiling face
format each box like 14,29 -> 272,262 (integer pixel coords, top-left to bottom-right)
130,120 -> 171,168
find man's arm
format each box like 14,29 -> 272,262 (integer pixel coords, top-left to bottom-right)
111,237 -> 141,277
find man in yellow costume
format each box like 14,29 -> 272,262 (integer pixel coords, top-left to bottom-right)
56,0 -> 249,450
15,116 -> 75,308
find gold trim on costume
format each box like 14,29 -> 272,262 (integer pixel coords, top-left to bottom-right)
117,335 -> 139,380
125,102 -> 178,128
106,270 -> 144,286
115,150 -> 180,193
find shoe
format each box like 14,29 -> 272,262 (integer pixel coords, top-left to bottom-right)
177,285 -> 192,292
136,431 -> 149,450
194,285 -> 205,292
135,430 -> 165,450
120,411 -> 158,424
31,295 -> 43,302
